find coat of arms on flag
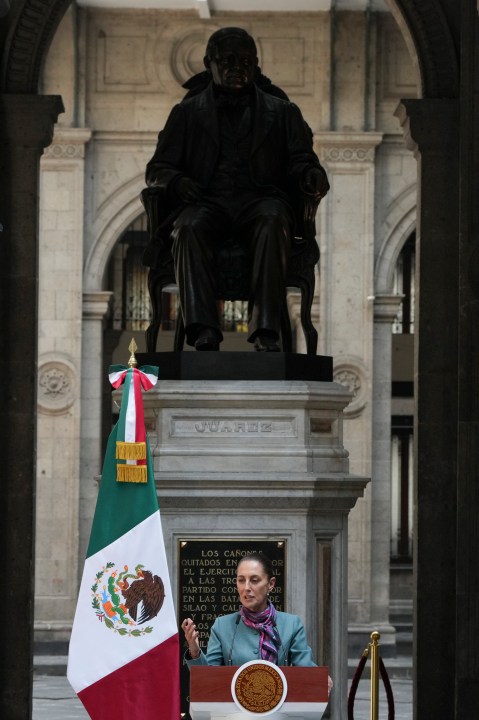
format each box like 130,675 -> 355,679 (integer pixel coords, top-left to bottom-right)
91,562 -> 164,635
67,342 -> 180,719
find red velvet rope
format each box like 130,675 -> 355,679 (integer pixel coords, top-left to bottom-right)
380,657 -> 395,720
348,653 -> 367,720
347,651 -> 395,720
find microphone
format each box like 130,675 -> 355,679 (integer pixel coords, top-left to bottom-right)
227,614 -> 241,665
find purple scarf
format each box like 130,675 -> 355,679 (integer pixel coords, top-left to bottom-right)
240,601 -> 281,663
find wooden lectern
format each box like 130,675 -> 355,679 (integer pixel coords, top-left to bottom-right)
189,665 -> 329,719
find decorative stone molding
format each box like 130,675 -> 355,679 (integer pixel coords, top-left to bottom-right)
333,358 -> 368,418
43,129 -> 92,160
82,291 -> 113,321
96,31 -> 149,92
93,131 -> 157,144
38,354 -> 76,415
155,20 -> 317,96
44,144 -> 84,159
153,23 -> 221,93
323,146 -> 375,163
373,294 -> 404,323
314,132 -> 383,165
169,28 -> 219,86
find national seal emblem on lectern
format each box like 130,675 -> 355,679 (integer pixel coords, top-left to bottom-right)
232,660 -> 288,715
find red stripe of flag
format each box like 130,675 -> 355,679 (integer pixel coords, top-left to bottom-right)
78,633 -> 180,720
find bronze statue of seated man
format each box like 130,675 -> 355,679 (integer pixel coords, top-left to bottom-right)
145,27 -> 329,351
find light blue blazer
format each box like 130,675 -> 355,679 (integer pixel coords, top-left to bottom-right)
186,611 -> 316,668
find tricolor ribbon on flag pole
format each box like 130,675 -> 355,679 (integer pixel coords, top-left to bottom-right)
108,364 -> 159,483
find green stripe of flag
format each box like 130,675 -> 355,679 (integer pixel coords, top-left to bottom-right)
86,424 -> 159,558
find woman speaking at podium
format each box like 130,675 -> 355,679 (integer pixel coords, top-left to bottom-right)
182,552 -> 316,667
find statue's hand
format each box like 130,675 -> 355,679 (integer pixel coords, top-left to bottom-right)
302,167 -> 330,199
175,177 -> 204,203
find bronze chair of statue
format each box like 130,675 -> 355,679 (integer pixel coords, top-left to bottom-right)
140,185 -> 321,355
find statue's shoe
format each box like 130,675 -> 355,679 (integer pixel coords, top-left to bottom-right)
195,329 -> 220,351
254,335 -> 280,352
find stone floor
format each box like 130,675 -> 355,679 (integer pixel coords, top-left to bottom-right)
32,673 -> 413,719
349,678 -> 412,719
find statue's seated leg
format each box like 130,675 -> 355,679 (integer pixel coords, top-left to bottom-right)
239,198 -> 293,351
170,205 -> 226,349
145,267 -> 164,353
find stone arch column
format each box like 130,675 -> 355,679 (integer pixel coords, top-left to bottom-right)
0,93 -> 64,718
395,97 -> 460,719
35,126 -> 92,642
370,190 -> 415,654
315,130 -> 384,655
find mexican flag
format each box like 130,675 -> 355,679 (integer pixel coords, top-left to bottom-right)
67,364 -> 180,719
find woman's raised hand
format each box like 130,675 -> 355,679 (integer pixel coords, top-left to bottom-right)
181,617 -> 201,659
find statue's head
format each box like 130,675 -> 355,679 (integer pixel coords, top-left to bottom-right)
204,27 -> 258,92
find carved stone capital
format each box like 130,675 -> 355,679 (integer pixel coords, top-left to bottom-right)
374,294 -> 404,323
83,291 -> 113,321
0,95 -> 64,150
314,132 -> 383,165
394,99 -> 459,155
43,128 -> 92,160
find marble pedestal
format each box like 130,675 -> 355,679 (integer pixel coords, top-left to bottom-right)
141,376 -> 368,720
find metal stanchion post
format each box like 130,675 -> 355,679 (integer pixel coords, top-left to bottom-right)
370,631 -> 380,720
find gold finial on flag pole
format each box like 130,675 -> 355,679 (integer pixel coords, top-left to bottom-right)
128,338 -> 138,368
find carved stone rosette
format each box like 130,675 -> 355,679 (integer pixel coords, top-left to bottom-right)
38,355 -> 76,415
333,359 -> 367,418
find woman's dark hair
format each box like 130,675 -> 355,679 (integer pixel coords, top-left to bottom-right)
236,552 -> 275,579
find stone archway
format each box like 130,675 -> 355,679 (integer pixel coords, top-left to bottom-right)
375,183 -> 416,294
84,177 -> 145,292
